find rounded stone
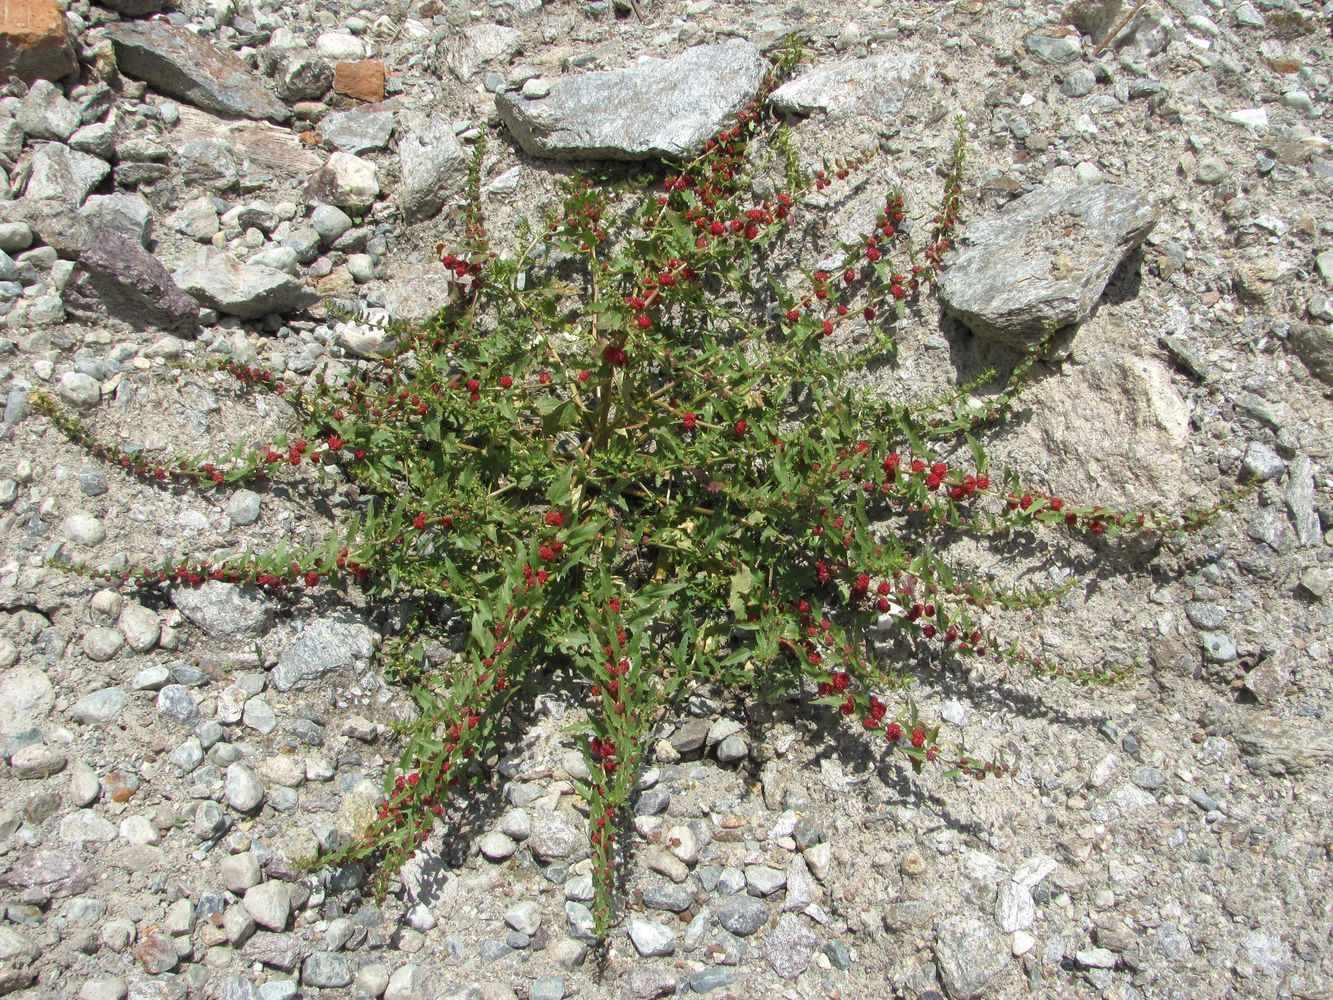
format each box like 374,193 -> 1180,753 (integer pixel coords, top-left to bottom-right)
225,763 -> 265,812
301,952 -> 352,988
62,513 -> 105,547
79,976 -> 128,1000
81,628 -> 125,663
715,895 -> 767,936
479,831 -> 516,861
156,684 -> 200,725
58,372 -> 101,408
10,743 -> 66,779
626,917 -> 675,957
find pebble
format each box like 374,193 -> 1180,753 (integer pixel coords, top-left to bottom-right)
157,684 -> 200,725
63,513 -> 106,546
479,831 -> 517,860
10,743 -> 66,779
225,763 -> 265,812
244,881 -> 291,930
72,686 -> 127,722
627,917 -> 676,957
715,895 -> 767,936
301,951 -> 352,988
504,901 -> 541,936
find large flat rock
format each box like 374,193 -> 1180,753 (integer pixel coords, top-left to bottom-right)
106,21 -> 289,123
939,183 -> 1157,347
174,251 -> 317,320
66,227 -> 200,334
496,40 -> 766,161
770,54 -> 926,118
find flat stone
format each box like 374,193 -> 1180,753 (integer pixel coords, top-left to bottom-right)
66,228 -> 200,334
504,901 -> 541,936
320,107 -> 394,154
271,613 -> 376,692
934,915 -> 1010,999
301,952 -> 351,989
24,143 -> 110,206
439,23 -> 521,81
1025,28 -> 1082,64
333,59 -> 385,102
60,809 -> 117,844
0,0 -> 78,84
396,118 -> 468,223
0,668 -> 54,741
496,40 -> 766,161
245,931 -> 309,972
770,54 -> 925,119
170,581 -> 272,639
72,686 -> 126,723
627,917 -> 675,957
761,913 -> 817,980
715,895 -> 767,936
995,881 -> 1035,932
106,21 -> 289,123
642,882 -> 693,913
174,251 -> 317,320
9,743 -> 65,779
940,184 -> 1158,347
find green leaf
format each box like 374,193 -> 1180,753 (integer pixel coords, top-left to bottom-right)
727,563 -> 753,620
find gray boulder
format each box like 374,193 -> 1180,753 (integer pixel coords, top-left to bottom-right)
174,252 -> 317,320
106,22 -> 290,124
939,183 -> 1157,347
23,144 -> 109,207
271,613 -> 376,692
396,119 -> 468,222
496,40 -> 766,161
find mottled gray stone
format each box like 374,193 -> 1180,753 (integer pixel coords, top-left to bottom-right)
940,184 -> 1157,347
438,23 -> 521,82
225,763 -> 265,812
303,152 -> 379,213
762,913 -> 817,980
770,54 -> 925,119
715,895 -> 767,936
106,22 -> 289,123
934,915 -> 1010,999
79,193 -> 152,247
18,80 -> 79,141
528,810 -> 588,863
170,581 -> 272,639
320,108 -> 394,154
396,119 -> 467,223
271,613 -> 376,692
243,881 -> 291,931
174,252 -> 317,320
496,40 -> 765,161
156,684 -> 199,725
627,917 -> 675,957
23,143 -> 109,207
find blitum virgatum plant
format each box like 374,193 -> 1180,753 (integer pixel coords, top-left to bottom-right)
35,40 -> 1225,938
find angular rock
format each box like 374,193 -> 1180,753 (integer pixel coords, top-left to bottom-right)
627,918 -> 675,957
18,78 -> 78,140
995,881 -> 1035,932
23,143 -> 110,206
243,881 -> 291,931
106,22 -> 290,123
274,51 -> 332,102
271,613 -> 376,692
396,118 -> 467,223
79,192 -> 152,247
333,59 -> 385,103
439,23 -> 521,82
496,40 -> 766,161
1235,714 -> 1333,776
305,151 -> 379,213
0,667 -> 55,740
939,183 -> 1158,347
770,54 -> 926,118
320,107 -> 394,154
934,915 -> 1010,998
0,0 -> 78,84
170,581 -> 271,639
174,252 -> 317,320
66,228 -> 199,334
761,914 -> 817,980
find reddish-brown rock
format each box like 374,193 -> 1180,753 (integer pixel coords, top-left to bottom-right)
333,59 -> 385,103
0,0 -> 78,83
